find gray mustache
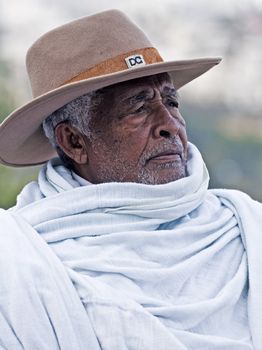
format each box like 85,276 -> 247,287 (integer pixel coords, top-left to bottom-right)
143,139 -> 185,164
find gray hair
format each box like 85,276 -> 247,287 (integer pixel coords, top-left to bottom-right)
42,91 -> 102,167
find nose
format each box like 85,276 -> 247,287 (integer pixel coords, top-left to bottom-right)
152,102 -> 183,139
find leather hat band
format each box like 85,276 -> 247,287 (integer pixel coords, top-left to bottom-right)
62,47 -> 163,85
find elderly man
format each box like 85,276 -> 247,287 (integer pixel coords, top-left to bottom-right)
0,9 -> 261,350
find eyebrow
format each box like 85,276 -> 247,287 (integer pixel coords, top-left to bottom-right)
163,86 -> 179,98
123,90 -> 153,106
123,86 -> 179,106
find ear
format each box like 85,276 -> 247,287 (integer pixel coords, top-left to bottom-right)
55,123 -> 88,164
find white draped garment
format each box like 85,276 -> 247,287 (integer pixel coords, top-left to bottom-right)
1,143 -> 262,349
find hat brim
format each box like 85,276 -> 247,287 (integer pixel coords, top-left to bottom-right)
0,57 -> 221,167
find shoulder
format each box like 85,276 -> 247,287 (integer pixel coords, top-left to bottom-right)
209,188 -> 262,221
12,181 -> 44,210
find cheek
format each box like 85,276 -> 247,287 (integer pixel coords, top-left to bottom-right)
101,124 -> 138,148
90,119 -> 150,161
108,134 -> 146,164
89,131 -> 127,160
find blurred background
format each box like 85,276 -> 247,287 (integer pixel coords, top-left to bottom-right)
0,0 -> 261,208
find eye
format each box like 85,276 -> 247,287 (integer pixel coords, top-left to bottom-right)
134,105 -> 146,114
167,99 -> 179,108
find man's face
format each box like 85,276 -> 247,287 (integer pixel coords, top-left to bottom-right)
82,73 -> 188,184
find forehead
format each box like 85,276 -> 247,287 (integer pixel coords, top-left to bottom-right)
101,73 -> 175,99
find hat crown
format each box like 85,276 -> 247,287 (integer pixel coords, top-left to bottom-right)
26,10 -> 153,97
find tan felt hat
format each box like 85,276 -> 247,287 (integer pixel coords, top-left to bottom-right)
0,9 -> 221,167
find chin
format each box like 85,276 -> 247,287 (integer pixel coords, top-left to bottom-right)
137,167 -> 187,185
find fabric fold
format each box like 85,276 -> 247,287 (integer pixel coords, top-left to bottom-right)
1,142 -> 259,349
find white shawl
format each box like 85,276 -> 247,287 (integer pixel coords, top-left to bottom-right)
1,143 -> 261,349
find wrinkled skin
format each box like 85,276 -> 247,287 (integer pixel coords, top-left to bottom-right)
58,73 -> 188,185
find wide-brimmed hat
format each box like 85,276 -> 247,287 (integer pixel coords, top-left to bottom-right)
0,9 -> 221,167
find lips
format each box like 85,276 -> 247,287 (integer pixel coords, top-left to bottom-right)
147,149 -> 182,163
